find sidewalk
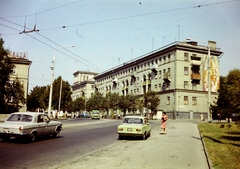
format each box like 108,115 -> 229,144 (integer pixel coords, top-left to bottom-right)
50,120 -> 210,169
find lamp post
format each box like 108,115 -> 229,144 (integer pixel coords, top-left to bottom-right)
186,38 -> 211,122
58,46 -> 75,113
48,45 -> 75,118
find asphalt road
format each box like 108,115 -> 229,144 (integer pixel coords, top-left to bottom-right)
0,118 -> 160,169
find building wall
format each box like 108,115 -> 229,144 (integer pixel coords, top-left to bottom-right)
9,52 -> 32,112
94,41 -> 222,119
71,71 -> 98,100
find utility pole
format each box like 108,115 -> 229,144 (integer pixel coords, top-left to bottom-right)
48,55 -> 55,118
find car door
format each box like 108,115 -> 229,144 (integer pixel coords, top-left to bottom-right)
37,114 -> 47,137
43,115 -> 55,135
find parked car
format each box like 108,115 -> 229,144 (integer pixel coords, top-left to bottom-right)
117,116 -> 151,140
91,110 -> 100,120
0,112 -> 62,142
79,112 -> 90,118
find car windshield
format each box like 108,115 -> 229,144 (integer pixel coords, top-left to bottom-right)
7,114 -> 33,122
123,118 -> 143,124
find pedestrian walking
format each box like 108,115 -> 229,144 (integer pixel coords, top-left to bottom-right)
160,112 -> 168,134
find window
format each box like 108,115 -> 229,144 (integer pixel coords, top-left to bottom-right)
159,84 -> 162,91
192,83 -> 197,90
184,67 -> 189,75
192,97 -> 197,105
154,71 -> 158,79
167,82 -> 170,89
155,84 -> 157,91
12,67 -> 17,75
167,96 -> 170,105
37,115 -> 44,123
168,54 -> 171,62
163,56 -> 166,64
159,58 -> 162,64
159,70 -> 162,79
184,81 -> 188,89
184,96 -> 188,105
184,53 -> 189,61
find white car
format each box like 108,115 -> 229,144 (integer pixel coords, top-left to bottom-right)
0,112 -> 62,142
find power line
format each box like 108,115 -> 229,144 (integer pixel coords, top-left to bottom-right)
1,0 -> 84,18
0,18 -> 102,72
1,0 -> 239,32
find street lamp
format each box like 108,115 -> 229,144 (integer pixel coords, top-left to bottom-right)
48,45 -> 75,118
58,46 -> 75,113
186,38 -> 211,122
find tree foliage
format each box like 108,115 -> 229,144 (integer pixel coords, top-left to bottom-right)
27,76 -> 72,112
144,91 -> 160,115
86,92 -> 104,111
212,69 -> 240,121
27,86 -> 47,111
73,97 -> 85,112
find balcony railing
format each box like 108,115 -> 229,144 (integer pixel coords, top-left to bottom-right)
191,60 -> 201,66
131,71 -> 136,77
151,64 -> 158,71
163,71 -> 171,82
147,80 -> 151,85
191,73 -> 201,80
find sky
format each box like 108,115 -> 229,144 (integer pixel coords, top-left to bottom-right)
0,0 -> 240,93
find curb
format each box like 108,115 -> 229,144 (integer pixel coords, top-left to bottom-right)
197,125 -> 214,169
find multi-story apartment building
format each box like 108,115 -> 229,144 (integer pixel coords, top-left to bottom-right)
94,41 -> 223,119
9,52 -> 32,112
71,71 -> 98,100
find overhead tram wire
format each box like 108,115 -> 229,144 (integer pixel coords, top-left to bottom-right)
1,0 -> 84,18
35,32 -> 101,72
0,18 -> 101,72
1,0 -> 239,32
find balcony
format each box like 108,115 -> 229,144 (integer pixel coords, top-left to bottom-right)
147,80 -> 151,85
151,64 -> 158,71
191,73 -> 201,80
191,60 -> 201,66
131,71 -> 136,77
112,78 -> 118,83
142,81 -> 146,86
163,71 -> 171,82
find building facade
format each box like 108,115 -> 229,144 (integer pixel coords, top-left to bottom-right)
71,71 -> 98,100
9,52 -> 32,112
94,41 -> 223,119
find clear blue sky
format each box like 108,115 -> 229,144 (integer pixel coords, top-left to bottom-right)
1,0 -> 240,93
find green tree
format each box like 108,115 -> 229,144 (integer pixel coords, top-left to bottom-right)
27,86 -> 47,111
0,38 -> 25,113
57,76 -> 72,111
118,95 -> 129,117
108,92 -> 119,114
212,69 -> 240,122
5,78 -> 25,113
144,91 -> 160,117
86,92 -> 104,111
73,97 -> 85,112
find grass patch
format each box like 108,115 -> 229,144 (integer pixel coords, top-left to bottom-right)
198,122 -> 240,169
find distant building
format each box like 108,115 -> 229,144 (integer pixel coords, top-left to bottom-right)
8,52 -> 32,112
94,41 -> 223,119
71,71 -> 98,101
